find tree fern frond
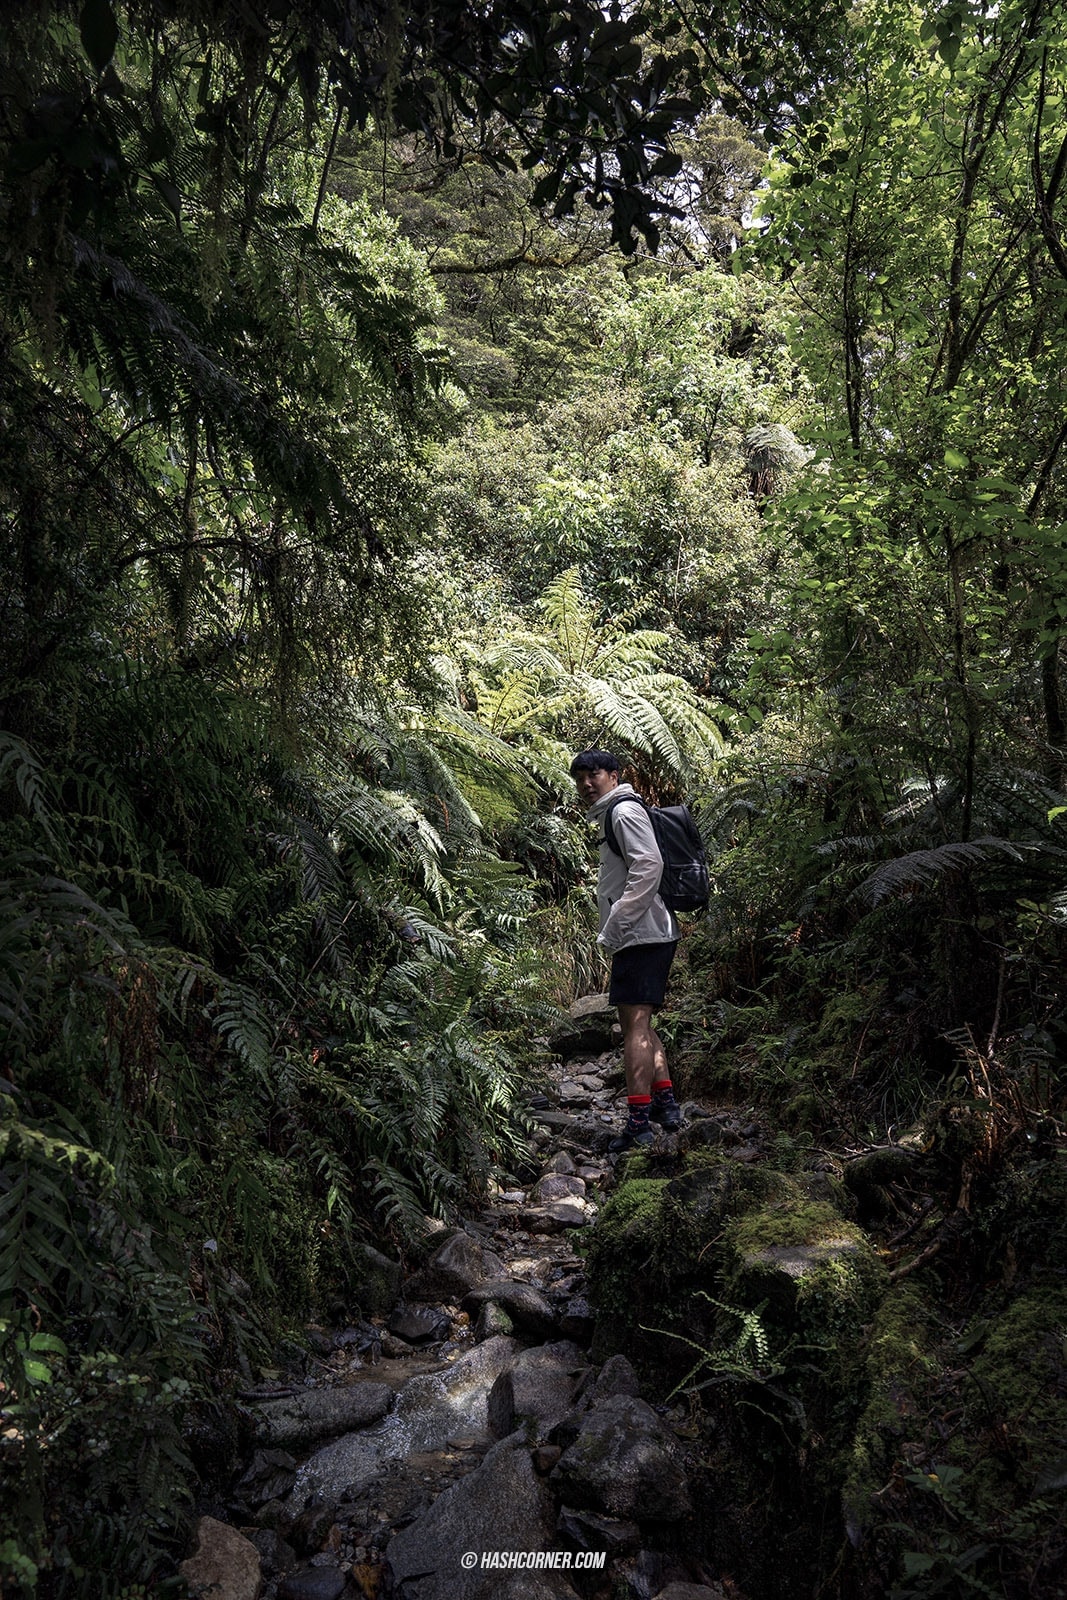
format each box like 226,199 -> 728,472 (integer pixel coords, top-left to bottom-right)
857,837 -> 1025,906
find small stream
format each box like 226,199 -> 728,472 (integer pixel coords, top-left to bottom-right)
287,1339 -> 516,1504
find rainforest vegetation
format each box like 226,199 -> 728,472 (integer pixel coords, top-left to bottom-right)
3,0 -> 1067,1594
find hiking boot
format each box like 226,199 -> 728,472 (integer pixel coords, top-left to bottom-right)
608,1121 -> 654,1154
649,1098 -> 681,1131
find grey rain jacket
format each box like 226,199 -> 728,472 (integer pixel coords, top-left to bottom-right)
586,783 -> 679,953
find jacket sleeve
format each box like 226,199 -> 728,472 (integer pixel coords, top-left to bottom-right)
597,802 -> 664,951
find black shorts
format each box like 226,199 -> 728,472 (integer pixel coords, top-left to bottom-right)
608,941 -> 677,1008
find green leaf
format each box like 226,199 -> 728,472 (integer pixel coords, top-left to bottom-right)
943,447 -> 969,469
28,1331 -> 68,1355
79,0 -> 119,73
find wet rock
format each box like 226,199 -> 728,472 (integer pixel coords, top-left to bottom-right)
179,1516 -> 261,1600
590,1354 -> 640,1403
349,1241 -> 403,1317
488,1341 -> 590,1440
557,1505 -> 640,1556
532,1174 -> 586,1204
404,1232 -> 505,1301
543,1151 -> 577,1176
462,1281 -> 560,1340
279,1568 -> 346,1600
533,1444 -> 562,1473
386,1431 -> 559,1600
517,1202 -> 590,1234
550,1395 -> 691,1522
291,1337 -> 520,1505
235,1446 -> 298,1505
388,1306 -> 452,1345
252,1383 -> 393,1448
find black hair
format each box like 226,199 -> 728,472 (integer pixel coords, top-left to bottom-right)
569,749 -> 620,776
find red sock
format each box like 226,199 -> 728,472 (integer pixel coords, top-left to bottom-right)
651,1078 -> 672,1095
627,1094 -> 651,1128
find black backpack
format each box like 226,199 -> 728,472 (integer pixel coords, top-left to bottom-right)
602,794 -> 710,914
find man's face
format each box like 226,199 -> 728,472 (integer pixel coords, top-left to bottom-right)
574,765 -> 619,806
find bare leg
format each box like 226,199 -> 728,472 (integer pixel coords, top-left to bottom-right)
618,1003 -> 668,1097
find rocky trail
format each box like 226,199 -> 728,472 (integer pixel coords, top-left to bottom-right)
181,995 -> 745,1600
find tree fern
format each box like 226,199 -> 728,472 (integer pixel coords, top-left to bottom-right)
476,567 -> 725,782
856,839 -> 1026,906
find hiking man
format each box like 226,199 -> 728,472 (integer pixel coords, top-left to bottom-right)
570,749 -> 682,1151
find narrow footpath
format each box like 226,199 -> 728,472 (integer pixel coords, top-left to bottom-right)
181,996 -> 743,1600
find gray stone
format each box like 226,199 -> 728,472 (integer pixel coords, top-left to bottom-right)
246,1528 -> 298,1575
682,1119 -> 730,1150
559,1081 -> 594,1107
530,1110 -> 581,1133
543,1151 -> 577,1175
591,1354 -> 641,1403
388,1305 -> 452,1345
462,1281 -> 560,1340
474,1301 -> 514,1340
348,1241 -> 403,1316
495,1581 -> 579,1600
653,1587 -> 729,1600
288,1499 -> 338,1557
741,1239 -> 867,1313
550,1395 -> 691,1522
517,1202 -> 589,1234
236,1447 -> 298,1505
532,1173 -> 586,1204
404,1232 -> 505,1301
290,1337 -> 522,1505
556,1506 -> 640,1555
559,1296 -> 596,1344
252,1384 -> 392,1449
386,1432 -> 559,1600
550,994 -> 617,1058
279,1569 -> 346,1600
252,1499 -> 289,1531
488,1342 -> 590,1440
179,1516 -> 262,1600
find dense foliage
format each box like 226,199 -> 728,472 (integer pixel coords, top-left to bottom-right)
3,0 -> 1067,1595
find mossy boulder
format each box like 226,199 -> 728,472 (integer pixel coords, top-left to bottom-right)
586,1153 -> 884,1392
725,1199 -> 885,1361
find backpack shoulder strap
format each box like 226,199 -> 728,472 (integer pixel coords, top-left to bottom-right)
601,792 -> 649,856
